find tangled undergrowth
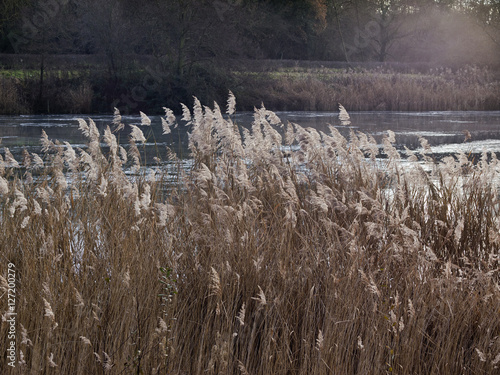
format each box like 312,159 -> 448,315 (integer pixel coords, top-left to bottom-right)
0,93 -> 499,374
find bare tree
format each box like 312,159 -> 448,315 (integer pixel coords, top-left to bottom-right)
76,0 -> 138,80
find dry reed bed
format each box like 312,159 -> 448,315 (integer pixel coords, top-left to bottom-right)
2,64 -> 499,114
239,66 -> 500,111
0,77 -> 28,115
0,72 -> 93,115
0,94 -> 499,374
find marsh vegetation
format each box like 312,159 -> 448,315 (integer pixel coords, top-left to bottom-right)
0,95 -> 499,374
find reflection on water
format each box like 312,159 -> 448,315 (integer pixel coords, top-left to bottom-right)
1,111 -> 500,161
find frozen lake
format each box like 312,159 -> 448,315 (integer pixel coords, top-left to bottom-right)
1,111 -> 500,161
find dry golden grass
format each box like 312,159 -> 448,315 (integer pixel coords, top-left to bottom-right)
0,95 -> 499,374
237,65 -> 500,111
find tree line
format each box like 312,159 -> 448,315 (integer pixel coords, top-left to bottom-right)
1,0 -> 499,64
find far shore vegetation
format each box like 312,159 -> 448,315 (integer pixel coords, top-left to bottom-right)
0,56 -> 499,115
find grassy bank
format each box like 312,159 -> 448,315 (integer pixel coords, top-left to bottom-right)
234,65 -> 500,111
0,95 -> 499,374
0,60 -> 499,114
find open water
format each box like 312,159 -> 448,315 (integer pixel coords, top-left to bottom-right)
1,111 -> 500,161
